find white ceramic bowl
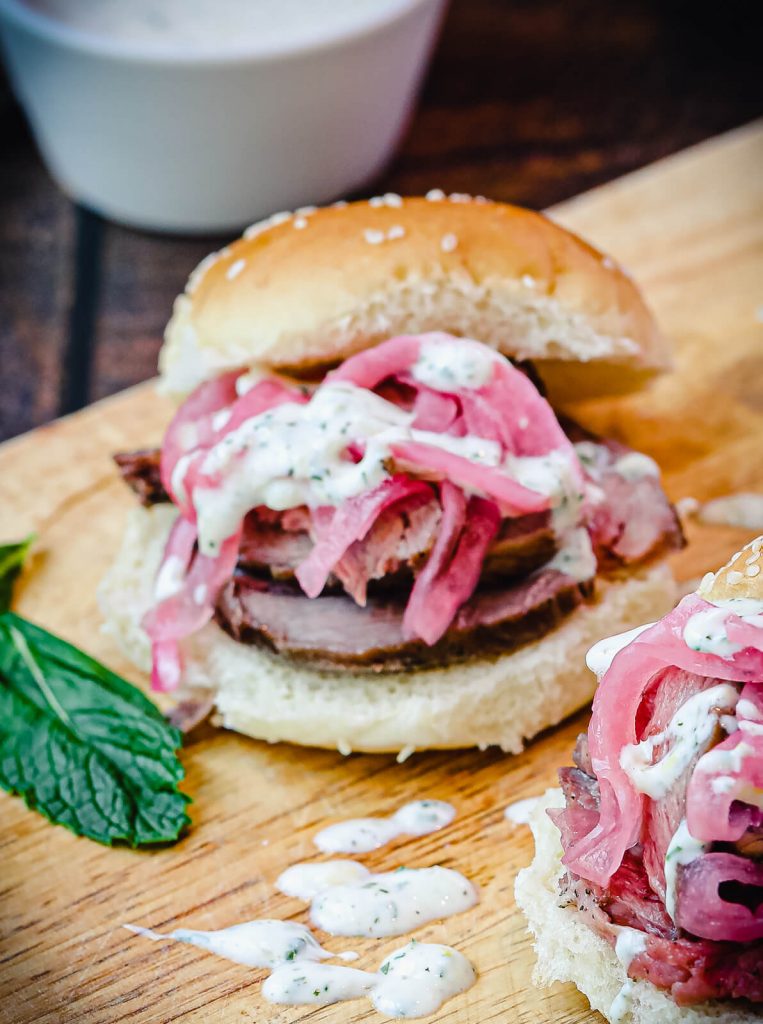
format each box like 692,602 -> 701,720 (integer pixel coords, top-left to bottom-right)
0,0 -> 446,233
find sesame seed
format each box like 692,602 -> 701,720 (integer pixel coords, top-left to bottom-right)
699,571 -> 715,591
746,551 -> 761,564
521,274 -> 535,288
293,217 -> 308,229
332,199 -> 348,208
728,570 -> 745,585
243,210 -> 291,238
746,564 -> 760,577
425,188 -> 445,201
387,225 -> 405,240
384,192 -> 403,207
226,258 -> 246,281
440,232 -> 458,253
449,192 -> 471,203
369,196 -> 385,207
295,205 -> 317,216
363,228 -> 385,245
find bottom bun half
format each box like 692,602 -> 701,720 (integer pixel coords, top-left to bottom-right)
99,505 -> 675,755
514,791 -> 757,1024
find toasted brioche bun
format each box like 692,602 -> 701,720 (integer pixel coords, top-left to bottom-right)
515,791 -> 758,1024
98,505 -> 675,755
699,536 -> 763,604
160,196 -> 668,402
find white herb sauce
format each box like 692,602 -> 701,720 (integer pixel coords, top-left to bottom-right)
619,683 -> 740,800
511,449 -> 586,536
609,927 -> 648,1023
504,796 -> 540,825
683,607 -> 744,659
263,962 -> 376,1006
262,941 -> 476,1016
411,335 -> 500,391
694,739 -> 755,779
178,335 -> 586,555
192,380 -> 505,555
126,923 -> 474,1017
663,818 -> 708,921
585,623 -> 654,679
696,492 -> 763,530
314,799 -> 456,854
612,452 -> 660,481
546,527 -> 597,583
277,860 -> 372,900
153,554 -> 186,600
738,697 -> 763,721
710,597 -> 763,626
372,941 -> 476,1017
123,919 -> 345,968
278,863 -> 477,938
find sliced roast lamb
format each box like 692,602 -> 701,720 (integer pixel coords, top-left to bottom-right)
214,567 -> 591,672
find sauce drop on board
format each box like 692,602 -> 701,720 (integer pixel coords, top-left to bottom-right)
276,862 -> 478,938
314,799 -> 456,854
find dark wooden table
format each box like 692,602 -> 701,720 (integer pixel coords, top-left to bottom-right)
1,0 -> 760,444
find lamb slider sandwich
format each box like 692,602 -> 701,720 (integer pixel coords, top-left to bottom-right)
516,539 -> 763,1022
100,195 -> 683,754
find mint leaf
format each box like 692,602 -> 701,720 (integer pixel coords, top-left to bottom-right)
0,534 -> 35,613
0,612 -> 191,846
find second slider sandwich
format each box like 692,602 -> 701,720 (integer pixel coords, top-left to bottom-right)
100,195 -> 683,754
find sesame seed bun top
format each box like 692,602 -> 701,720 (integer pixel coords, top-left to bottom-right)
159,193 -> 670,402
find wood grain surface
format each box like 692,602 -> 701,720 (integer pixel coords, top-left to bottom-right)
1,123 -> 762,1024
1,0 -> 761,442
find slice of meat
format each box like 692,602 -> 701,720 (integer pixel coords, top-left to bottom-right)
570,429 -> 684,566
590,468 -> 684,566
238,509 -> 313,579
114,449 -> 168,506
333,496 -> 442,605
214,568 -> 592,673
481,512 -> 556,580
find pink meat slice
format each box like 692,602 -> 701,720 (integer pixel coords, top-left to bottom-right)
333,495 -> 442,605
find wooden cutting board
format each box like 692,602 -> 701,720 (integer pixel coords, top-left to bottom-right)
1,122 -> 762,1024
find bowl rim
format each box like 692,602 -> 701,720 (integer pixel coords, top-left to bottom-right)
0,0 -> 443,66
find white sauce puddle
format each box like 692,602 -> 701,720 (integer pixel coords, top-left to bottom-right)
586,622 -> 654,679
126,924 -> 475,1018
696,492 -> 763,530
314,799 -> 456,854
123,919 -> 352,967
125,796 -> 477,1016
276,862 -> 478,938
264,940 -> 476,1015
504,797 -> 540,825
